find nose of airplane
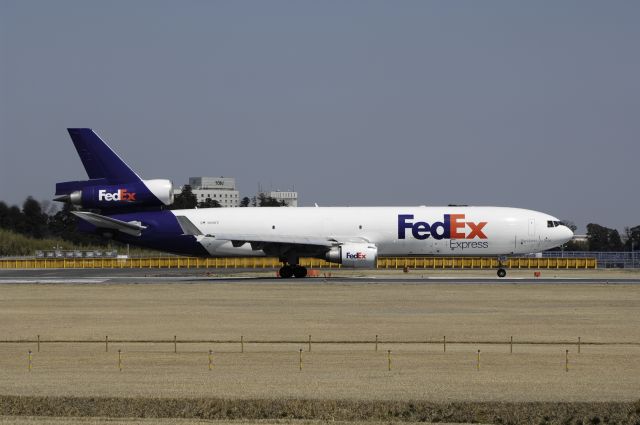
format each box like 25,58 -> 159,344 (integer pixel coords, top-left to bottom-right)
559,225 -> 574,244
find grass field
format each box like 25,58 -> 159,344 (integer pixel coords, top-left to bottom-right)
0,279 -> 639,423
0,280 -> 639,400
0,419 -> 452,425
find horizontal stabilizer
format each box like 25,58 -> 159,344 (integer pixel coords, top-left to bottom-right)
71,211 -> 147,237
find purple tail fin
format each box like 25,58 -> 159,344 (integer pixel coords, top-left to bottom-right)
67,128 -> 141,184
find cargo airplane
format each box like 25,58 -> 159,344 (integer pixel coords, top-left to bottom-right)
54,129 -> 573,278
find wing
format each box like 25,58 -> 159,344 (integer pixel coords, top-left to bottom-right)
206,233 -> 370,259
174,215 -> 368,253
213,233 -> 337,247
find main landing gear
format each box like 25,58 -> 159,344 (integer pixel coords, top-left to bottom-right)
279,264 -> 308,279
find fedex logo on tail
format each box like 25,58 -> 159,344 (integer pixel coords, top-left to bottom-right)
398,214 -> 487,240
98,189 -> 137,202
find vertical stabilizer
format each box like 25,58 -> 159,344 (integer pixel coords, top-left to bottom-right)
67,128 -> 141,184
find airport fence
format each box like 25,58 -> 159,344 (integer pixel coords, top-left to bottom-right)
2,334 -> 638,353
2,334 -> 639,384
542,251 -> 639,268
0,256 -> 597,270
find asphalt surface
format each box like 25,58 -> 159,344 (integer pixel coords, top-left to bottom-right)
1,268 -> 639,284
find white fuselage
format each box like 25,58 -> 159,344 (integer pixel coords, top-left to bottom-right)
172,206 -> 573,257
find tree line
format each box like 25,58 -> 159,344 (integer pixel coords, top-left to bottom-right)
583,223 -> 639,252
0,198 -> 104,246
0,190 -> 288,249
171,185 -> 287,209
0,196 -> 638,252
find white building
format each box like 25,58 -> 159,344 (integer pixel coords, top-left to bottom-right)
175,176 -> 240,208
265,190 -> 298,207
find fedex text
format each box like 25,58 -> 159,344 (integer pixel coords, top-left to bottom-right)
98,189 -> 137,202
398,214 -> 488,240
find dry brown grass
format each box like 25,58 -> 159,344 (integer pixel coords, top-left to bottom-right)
1,281 -> 639,343
0,342 -> 639,402
0,281 -> 639,423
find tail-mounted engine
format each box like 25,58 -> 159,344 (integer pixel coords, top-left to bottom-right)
55,179 -> 173,210
325,243 -> 378,268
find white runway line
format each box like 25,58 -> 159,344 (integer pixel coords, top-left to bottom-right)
0,279 -> 107,284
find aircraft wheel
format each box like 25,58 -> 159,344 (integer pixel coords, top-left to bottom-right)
497,268 -> 507,278
293,266 -> 308,278
279,265 -> 294,278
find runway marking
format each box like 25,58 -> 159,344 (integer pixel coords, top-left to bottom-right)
0,279 -> 107,284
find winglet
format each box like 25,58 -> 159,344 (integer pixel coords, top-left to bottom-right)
175,216 -> 203,236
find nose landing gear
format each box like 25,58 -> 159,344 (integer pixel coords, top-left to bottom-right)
496,256 -> 507,278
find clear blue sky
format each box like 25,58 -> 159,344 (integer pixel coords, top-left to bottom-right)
1,1 -> 639,232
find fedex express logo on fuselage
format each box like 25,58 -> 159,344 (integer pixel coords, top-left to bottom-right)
346,252 -> 367,260
98,189 -> 137,202
398,214 -> 487,240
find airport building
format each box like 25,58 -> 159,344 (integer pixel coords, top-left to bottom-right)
262,190 -> 298,207
175,176 -> 240,207
174,177 -> 299,208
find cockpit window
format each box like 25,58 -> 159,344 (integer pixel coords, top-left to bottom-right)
547,220 -> 554,228
548,220 -> 563,228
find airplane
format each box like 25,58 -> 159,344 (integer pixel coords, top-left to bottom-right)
54,129 -> 574,278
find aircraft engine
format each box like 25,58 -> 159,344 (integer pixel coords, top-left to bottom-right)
325,243 -> 378,268
55,179 -> 174,209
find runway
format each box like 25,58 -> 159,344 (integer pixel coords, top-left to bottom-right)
1,268 -> 639,284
